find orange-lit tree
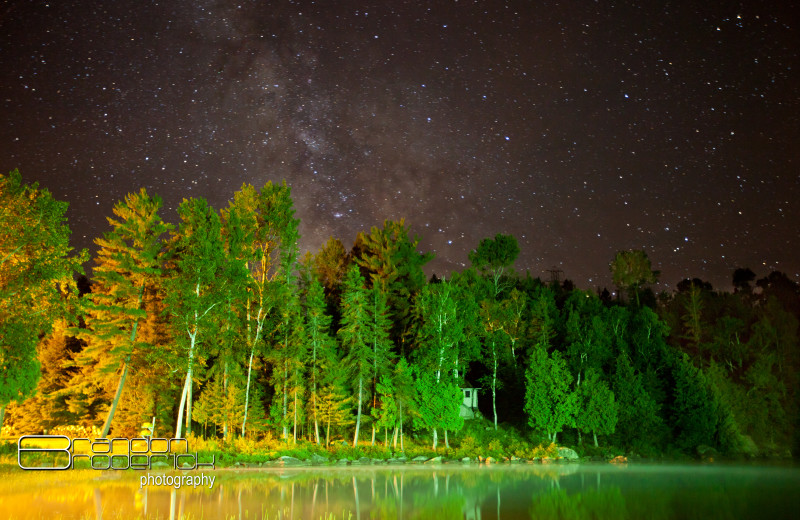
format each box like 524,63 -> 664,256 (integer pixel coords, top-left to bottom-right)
0,169 -> 86,429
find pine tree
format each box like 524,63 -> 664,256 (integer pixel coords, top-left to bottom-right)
366,285 -> 394,445
338,264 -> 372,446
353,219 -> 432,341
304,278 -> 337,445
77,188 -> 172,437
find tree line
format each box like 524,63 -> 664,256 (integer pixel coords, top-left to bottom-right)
2,169 -> 797,455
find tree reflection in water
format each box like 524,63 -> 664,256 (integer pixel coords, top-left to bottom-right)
1,464 -> 798,519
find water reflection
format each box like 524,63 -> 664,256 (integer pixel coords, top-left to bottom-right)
0,463 -> 798,519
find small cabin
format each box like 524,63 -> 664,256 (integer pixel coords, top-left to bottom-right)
460,385 -> 480,419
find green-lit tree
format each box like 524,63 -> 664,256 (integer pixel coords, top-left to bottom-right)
468,233 -> 520,298
268,283 -> 306,441
164,197 -> 228,438
609,250 -> 658,306
303,278 -> 337,445
612,354 -> 661,447
371,375 -> 398,447
524,348 -> 577,443
0,169 -> 87,428
479,299 -> 510,431
576,368 -> 618,447
338,264 -> 372,446
671,354 -> 718,450
366,285 -> 394,445
412,367 -> 463,450
414,279 -> 466,444
222,181 -> 300,438
528,287 -> 558,352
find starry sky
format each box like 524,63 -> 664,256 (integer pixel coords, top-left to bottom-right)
2,0 -> 798,290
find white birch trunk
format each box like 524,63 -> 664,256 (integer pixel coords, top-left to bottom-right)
353,376 -> 363,447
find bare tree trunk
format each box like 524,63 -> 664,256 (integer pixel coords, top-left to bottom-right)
175,372 -> 191,438
492,342 -> 498,430
185,372 -> 193,435
353,377 -> 363,447
282,359 -> 289,440
242,349 -> 254,437
101,282 -> 145,437
292,379 -> 298,443
102,360 -> 129,437
223,362 -> 228,440
593,431 -> 598,447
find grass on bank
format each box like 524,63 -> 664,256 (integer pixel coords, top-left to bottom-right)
1,417 -> 578,468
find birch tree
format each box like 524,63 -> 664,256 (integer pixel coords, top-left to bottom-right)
414,280 -> 465,445
164,197 -> 228,438
222,181 -> 300,437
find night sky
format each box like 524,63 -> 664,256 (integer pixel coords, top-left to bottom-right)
2,1 -> 798,290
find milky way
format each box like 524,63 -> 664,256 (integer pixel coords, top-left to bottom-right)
2,1 -> 798,290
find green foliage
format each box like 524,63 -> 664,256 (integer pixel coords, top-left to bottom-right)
353,218 -> 432,339
612,354 -> 662,448
468,233 -> 519,297
412,368 -> 464,448
610,250 -> 658,305
576,368 -> 618,446
671,354 -> 719,450
6,173 -> 798,458
0,170 -> 87,416
524,349 -> 578,442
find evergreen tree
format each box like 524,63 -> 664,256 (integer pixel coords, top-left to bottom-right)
366,285 -> 394,445
304,278 -> 337,445
77,188 -> 171,437
671,354 -> 719,450
268,283 -> 306,441
612,354 -> 661,447
338,264 -> 372,446
353,219 -> 432,342
371,375 -> 398,446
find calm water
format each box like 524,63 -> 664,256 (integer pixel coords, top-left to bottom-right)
0,463 -> 798,519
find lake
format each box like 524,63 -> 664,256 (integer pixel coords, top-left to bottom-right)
0,462 -> 798,519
